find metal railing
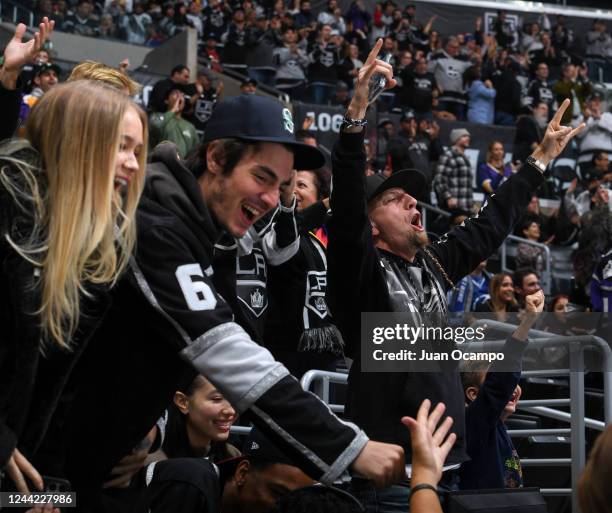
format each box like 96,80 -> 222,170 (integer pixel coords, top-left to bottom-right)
0,0 -> 34,26
469,319 -> 612,512
301,319 -> 611,512
500,234 -> 552,294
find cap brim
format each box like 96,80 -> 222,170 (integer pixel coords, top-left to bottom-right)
236,136 -> 325,170
370,168 -> 426,202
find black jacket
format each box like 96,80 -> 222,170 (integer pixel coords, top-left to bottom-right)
0,81 -> 21,141
327,130 -> 544,463
61,144 -> 368,491
0,146 -> 109,475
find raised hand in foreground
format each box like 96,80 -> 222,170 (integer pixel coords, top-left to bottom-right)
1,17 -> 55,89
531,98 -> 585,167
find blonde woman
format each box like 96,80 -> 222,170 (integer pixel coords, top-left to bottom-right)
0,80 -> 147,493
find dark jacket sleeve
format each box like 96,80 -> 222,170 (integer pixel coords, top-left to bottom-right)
0,422 -> 17,468
131,221 -> 368,484
0,81 -> 22,142
298,200 -> 328,233
427,163 -> 545,285
467,337 -> 527,428
327,130 -> 381,357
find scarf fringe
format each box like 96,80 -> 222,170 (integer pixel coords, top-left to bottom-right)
298,325 -> 345,355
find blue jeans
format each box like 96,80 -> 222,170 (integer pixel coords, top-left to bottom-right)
346,472 -> 460,513
247,68 -> 276,89
309,83 -> 335,105
495,111 -> 516,126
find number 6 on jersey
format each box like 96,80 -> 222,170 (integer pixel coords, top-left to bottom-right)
176,263 -> 217,311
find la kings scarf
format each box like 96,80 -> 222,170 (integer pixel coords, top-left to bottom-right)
298,232 -> 344,355
379,249 -> 448,325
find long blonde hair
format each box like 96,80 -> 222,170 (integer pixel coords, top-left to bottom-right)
0,80 -> 147,349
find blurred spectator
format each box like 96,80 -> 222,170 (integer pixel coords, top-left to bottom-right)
375,118 -> 394,170
202,0 -> 229,40
202,33 -> 222,72
344,19 -> 369,57
18,47 -> 51,94
475,272 -> 518,318
240,77 -> 258,94
590,246 -> 612,313
329,81 -> 350,107
552,15 -> 573,62
405,3 -> 436,52
387,110 -> 417,171
148,64 -> 190,113
585,151 -> 612,182
478,140 -> 513,196
493,60 -> 522,126
521,22 -> 541,54
184,68 -> 222,134
516,219 -> 547,273
576,93 -> 612,172
512,268 -> 541,309
294,0 -> 316,29
149,87 -> 198,158
118,1 -> 152,44
426,29 -> 442,57
434,128 -> 473,211
317,0 -> 346,34
399,56 -> 437,115
34,0 -> 54,25
528,32 -> 561,72
20,62 -> 61,126
339,44 -> 363,90
448,260 -> 491,312
516,195 -> 555,243
514,102 -> 548,164
552,63 -> 592,125
221,9 -> 248,74
564,175 -> 612,220
246,14 -> 281,88
492,10 -> 518,49
157,2 -> 181,40
98,13 -> 118,39
345,0 -> 371,34
307,24 -> 340,105
585,19 -> 612,83
574,196 -> 612,303
465,65 -> 495,125
62,0 -> 100,37
186,1 -> 204,38
274,28 -> 309,99
428,36 -> 471,120
524,62 -> 555,119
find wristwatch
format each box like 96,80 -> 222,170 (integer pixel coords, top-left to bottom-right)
341,114 -> 368,131
525,155 -> 547,174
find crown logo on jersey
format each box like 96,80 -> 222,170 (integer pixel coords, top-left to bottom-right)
250,289 -> 264,309
251,441 -> 260,450
315,297 -> 327,312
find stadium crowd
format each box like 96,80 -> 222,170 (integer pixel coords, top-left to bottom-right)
1,7 -> 612,513
23,0 -> 612,114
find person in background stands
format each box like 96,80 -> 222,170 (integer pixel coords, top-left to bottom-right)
434,128 -> 473,212
478,140 -> 513,197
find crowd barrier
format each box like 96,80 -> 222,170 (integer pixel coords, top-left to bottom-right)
301,318 -> 612,513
